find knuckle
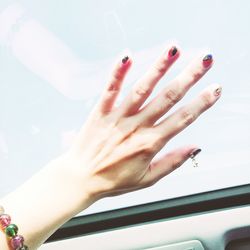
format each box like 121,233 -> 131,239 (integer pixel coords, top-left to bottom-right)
164,88 -> 181,105
142,136 -> 163,156
153,62 -> 167,75
180,109 -> 196,126
112,69 -> 123,83
154,102 -> 166,114
188,68 -> 202,83
139,141 -> 155,156
107,70 -> 124,92
142,144 -> 155,156
134,85 -> 152,98
107,83 -> 119,92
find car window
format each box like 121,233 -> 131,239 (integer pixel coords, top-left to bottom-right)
0,0 -> 249,216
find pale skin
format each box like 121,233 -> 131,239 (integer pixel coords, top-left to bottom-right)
0,45 -> 221,249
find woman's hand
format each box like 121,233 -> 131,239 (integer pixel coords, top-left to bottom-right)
65,46 -> 221,200
0,45 -> 221,250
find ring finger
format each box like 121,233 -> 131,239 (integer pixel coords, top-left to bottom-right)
155,83 -> 222,144
138,53 -> 213,126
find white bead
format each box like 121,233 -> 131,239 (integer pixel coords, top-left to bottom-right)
0,205 -> 5,215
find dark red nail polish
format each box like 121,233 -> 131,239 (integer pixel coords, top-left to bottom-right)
122,56 -> 129,64
168,46 -> 178,57
189,148 -> 201,158
203,54 -> 213,68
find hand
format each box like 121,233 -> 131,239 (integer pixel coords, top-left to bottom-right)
0,46 -> 221,249
64,46 -> 221,200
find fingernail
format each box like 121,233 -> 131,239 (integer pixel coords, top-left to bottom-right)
122,56 -> 129,64
203,54 -> 213,68
214,86 -> 222,96
189,148 -> 201,158
168,46 -> 178,57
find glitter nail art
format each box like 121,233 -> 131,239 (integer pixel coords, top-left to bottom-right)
189,148 -> 201,167
203,54 -> 213,67
214,87 -> 222,96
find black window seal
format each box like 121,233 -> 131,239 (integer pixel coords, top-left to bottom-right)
46,184 -> 250,243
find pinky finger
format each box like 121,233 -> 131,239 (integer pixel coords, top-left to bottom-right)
141,145 -> 199,186
95,54 -> 132,114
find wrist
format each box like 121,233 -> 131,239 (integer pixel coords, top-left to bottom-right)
48,153 -> 98,210
0,154 -> 97,249
0,230 -> 9,250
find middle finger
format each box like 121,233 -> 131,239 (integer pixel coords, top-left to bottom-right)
119,45 -> 180,116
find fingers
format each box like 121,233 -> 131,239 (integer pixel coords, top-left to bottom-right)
138,53 -> 213,125
155,84 -> 222,141
95,55 -> 132,114
119,45 -> 180,116
142,145 -> 198,185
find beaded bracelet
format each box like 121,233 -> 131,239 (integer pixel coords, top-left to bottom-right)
0,205 -> 28,250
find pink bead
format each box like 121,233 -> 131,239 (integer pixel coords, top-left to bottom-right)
10,235 -> 24,249
0,214 -> 11,228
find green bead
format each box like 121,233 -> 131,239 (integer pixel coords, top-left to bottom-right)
19,245 -> 29,250
5,223 -> 18,237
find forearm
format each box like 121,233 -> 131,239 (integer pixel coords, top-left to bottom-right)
0,155 -> 96,250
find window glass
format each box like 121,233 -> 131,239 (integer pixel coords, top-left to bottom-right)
0,0 -> 249,215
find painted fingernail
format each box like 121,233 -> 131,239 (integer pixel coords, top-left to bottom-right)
203,54 -> 213,68
168,46 -> 178,57
214,86 -> 222,96
122,56 -> 129,64
189,148 -> 201,159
